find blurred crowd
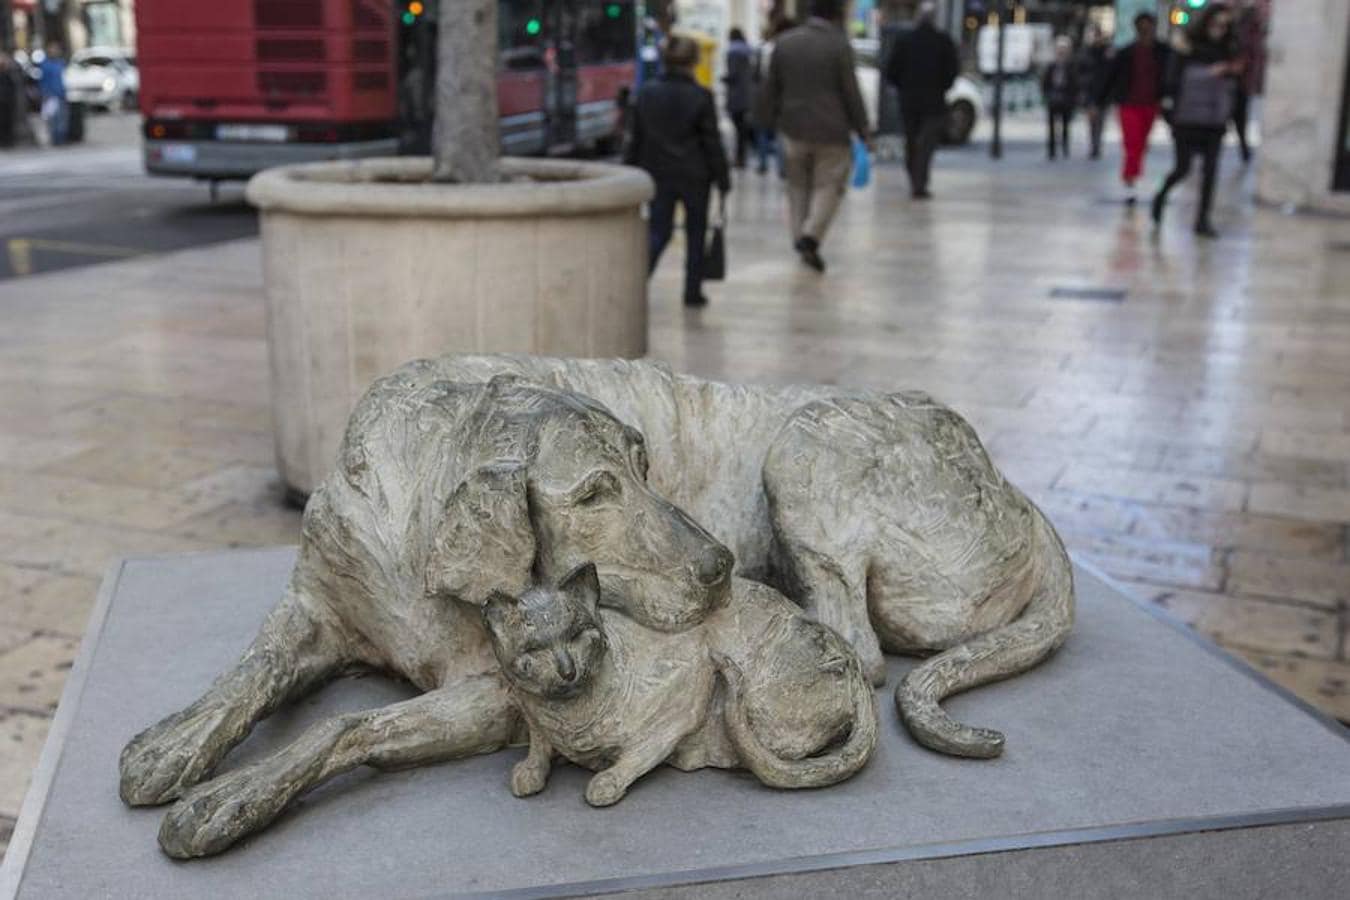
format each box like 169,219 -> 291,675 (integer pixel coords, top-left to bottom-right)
1042,2 -> 1260,236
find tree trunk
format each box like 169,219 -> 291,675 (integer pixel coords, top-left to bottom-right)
432,0 -> 500,183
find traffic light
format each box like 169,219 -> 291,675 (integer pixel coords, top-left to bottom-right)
1185,0 -> 1207,8
525,18 -> 542,36
401,1 -> 424,27
1170,8 -> 1190,26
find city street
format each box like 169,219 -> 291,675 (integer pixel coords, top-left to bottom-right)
0,114 -> 256,281
1,104 -> 1349,864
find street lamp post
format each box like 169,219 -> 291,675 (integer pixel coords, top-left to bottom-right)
990,0 -> 1006,159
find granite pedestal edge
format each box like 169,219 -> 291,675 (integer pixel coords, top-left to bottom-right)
3,549 -> 1350,900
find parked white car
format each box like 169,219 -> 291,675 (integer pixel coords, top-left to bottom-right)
852,36 -> 983,145
64,47 -> 139,111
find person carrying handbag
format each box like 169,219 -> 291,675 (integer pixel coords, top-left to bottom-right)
625,36 -> 731,307
1151,3 -> 1241,238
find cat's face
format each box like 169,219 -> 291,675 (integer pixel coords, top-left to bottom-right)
483,562 -> 608,699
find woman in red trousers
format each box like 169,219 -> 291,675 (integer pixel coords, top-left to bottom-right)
1099,13 -> 1171,204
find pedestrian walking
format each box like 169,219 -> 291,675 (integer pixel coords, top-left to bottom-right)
885,2 -> 958,199
1099,13 -> 1170,203
765,0 -> 870,273
1230,0 -> 1261,163
749,14 -> 792,176
625,36 -> 731,308
1042,36 -> 1079,160
1151,3 -> 1242,238
1078,26 -> 1112,160
722,28 -> 754,169
38,43 -> 68,147
0,52 -> 24,149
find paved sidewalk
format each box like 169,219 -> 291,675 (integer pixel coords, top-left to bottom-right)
1,127 -> 1347,856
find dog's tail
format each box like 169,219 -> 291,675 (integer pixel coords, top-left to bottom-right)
894,508 -> 1074,759
719,656 -> 877,789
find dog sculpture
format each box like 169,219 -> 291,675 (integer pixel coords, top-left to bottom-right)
400,355 -> 1075,760
121,355 -> 1073,858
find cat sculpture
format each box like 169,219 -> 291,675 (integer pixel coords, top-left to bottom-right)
482,563 -> 878,807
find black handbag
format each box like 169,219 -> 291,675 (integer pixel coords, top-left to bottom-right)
703,191 -> 726,281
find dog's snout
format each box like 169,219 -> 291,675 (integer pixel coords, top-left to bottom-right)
695,545 -> 733,587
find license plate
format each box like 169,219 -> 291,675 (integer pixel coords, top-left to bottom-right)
216,124 -> 289,142
161,143 -> 197,164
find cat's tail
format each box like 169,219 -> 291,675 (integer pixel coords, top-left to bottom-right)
718,655 -> 877,790
894,507 -> 1074,759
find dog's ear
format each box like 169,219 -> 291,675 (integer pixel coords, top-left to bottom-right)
481,590 -> 521,637
558,562 -> 600,615
426,461 -> 536,607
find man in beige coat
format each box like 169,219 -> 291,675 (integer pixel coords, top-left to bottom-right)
766,0 -> 871,272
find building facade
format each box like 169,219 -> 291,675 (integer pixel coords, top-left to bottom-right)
1257,0 -> 1350,213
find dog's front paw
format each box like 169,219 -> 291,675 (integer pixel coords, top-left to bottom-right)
584,770 -> 628,807
510,759 -> 549,798
157,767 -> 285,859
120,703 -> 237,806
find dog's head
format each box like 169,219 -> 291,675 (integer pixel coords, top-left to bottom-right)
425,377 -> 732,632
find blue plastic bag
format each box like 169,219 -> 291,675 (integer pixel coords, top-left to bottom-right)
850,137 -> 871,189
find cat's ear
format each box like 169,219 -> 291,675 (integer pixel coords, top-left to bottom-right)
559,562 -> 600,615
482,590 -> 521,635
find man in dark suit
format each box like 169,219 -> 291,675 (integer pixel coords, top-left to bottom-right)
886,2 -> 958,199
625,36 -> 731,307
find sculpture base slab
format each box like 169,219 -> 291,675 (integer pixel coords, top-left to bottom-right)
4,549 -> 1350,899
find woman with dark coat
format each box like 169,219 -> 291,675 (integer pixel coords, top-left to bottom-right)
722,28 -> 754,168
625,36 -> 731,307
1151,3 -> 1242,238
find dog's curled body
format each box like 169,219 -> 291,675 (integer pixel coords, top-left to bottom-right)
414,355 -> 1075,759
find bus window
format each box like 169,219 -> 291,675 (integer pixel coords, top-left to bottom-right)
577,1 -> 636,66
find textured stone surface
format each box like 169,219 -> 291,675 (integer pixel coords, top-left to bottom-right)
6,552 -> 1350,898
119,354 -> 1068,856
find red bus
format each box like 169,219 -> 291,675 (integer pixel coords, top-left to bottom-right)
136,0 -> 637,183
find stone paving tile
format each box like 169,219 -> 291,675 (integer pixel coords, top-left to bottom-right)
1,517 -> 215,580
174,501 -> 303,549
0,564 -> 99,636
1232,650 -> 1350,722
1260,429 -> 1350,463
1062,531 -> 1224,592
1137,587 -> 1339,659
38,443 -> 228,491
1226,551 -> 1350,611
0,712 -> 49,820
1247,482 -> 1350,525
1129,505 -> 1345,561
0,636 -> 81,715
1056,462 -> 1249,514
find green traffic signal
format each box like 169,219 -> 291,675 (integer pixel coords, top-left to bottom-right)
401,11 -> 415,25
1185,0 -> 1207,8
525,18 -> 542,35
606,3 -> 622,17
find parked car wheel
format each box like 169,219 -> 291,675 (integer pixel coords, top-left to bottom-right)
945,99 -> 976,145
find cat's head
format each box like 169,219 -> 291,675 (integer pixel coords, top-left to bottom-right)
482,562 -> 608,699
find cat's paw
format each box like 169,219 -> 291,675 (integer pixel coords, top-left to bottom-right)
510,760 -> 549,798
584,770 -> 628,807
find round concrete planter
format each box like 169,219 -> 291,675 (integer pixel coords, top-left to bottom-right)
246,156 -> 654,495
